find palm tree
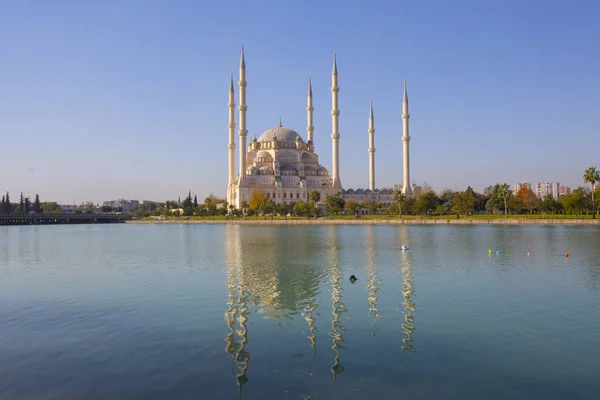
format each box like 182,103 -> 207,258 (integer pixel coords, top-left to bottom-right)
240,200 -> 249,215
309,190 -> 321,218
393,189 -> 406,219
584,166 -> 600,218
497,183 -> 512,219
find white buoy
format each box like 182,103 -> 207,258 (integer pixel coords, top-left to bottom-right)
401,245 -> 408,251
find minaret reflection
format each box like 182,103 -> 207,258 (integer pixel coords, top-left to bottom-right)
398,226 -> 416,353
327,226 -> 346,385
366,226 -> 381,337
224,225 -> 251,394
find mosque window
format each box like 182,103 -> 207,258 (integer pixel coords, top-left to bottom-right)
284,193 -> 287,199
279,151 -> 296,164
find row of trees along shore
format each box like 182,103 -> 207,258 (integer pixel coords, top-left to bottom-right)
0,192 -> 98,215
141,166 -> 599,219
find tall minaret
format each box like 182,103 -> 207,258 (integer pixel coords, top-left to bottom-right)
306,78 -> 314,143
331,54 -> 342,189
368,101 -> 375,191
402,81 -> 412,196
227,74 -> 236,205
238,47 -> 248,182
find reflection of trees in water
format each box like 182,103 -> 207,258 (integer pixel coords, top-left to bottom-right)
327,226 -> 346,386
366,226 -> 381,335
398,226 -> 416,353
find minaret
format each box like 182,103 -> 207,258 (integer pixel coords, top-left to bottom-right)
368,101 -> 375,191
331,54 -> 342,189
402,81 -> 412,196
238,47 -> 248,182
228,74 -> 236,205
306,78 -> 314,143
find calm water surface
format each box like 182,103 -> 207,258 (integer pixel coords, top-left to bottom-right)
1,224 -> 599,399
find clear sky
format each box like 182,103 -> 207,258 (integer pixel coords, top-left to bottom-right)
1,0 -> 599,204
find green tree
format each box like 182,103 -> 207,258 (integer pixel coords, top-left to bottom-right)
4,192 -> 11,214
240,200 -> 249,215
309,190 -> 321,204
293,201 -> 309,217
19,193 -> 24,214
41,202 -> 61,214
583,166 -> 600,218
100,205 -> 113,212
33,194 -> 41,213
497,183 -> 512,218
560,188 -> 588,216
24,196 -> 31,214
453,190 -> 476,216
393,189 -> 406,219
539,194 -> 559,215
325,194 -> 345,215
193,195 -> 198,208
182,191 -> 194,216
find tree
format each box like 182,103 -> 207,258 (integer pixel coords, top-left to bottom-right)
583,166 -> 600,218
393,189 -> 406,219
41,202 -> 61,214
516,186 -> 538,214
560,188 -> 588,216
453,190 -> 477,216
293,201 -> 309,217
309,190 -> 321,204
182,191 -> 194,216
539,194 -> 559,215
2,192 -> 11,214
497,183 -> 512,218
24,196 -> 31,214
19,193 -> 24,214
33,194 -> 41,213
193,195 -> 198,208
325,194 -> 345,215
248,189 -> 267,210
240,200 -> 249,215
344,198 -> 361,215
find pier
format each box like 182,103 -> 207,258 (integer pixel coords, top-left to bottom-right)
0,214 -> 128,226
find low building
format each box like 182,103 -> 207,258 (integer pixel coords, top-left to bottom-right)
102,199 -> 139,213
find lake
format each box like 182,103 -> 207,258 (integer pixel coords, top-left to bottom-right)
1,224 -> 599,399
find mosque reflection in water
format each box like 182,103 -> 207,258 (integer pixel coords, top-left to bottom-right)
222,224 -> 416,393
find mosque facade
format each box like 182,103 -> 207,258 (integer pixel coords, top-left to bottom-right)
226,48 -> 413,209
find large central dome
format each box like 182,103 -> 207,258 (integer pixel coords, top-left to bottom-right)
258,126 -> 303,142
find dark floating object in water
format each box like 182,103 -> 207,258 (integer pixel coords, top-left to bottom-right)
349,275 -> 357,282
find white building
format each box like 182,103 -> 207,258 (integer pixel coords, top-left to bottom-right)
535,182 -> 561,200
514,181 -> 532,194
102,199 -> 139,212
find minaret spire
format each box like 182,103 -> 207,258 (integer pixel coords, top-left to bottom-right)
238,47 -> 248,189
402,81 -> 412,196
306,77 -> 314,143
330,53 -> 342,189
228,74 -> 237,206
368,100 -> 375,191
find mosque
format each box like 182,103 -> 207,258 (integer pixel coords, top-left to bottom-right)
226,48 -> 413,208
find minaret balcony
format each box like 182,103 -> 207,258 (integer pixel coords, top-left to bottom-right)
239,105 -> 248,112
402,113 -> 410,119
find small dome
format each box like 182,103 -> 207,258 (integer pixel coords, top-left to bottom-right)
258,126 -> 303,142
256,151 -> 273,160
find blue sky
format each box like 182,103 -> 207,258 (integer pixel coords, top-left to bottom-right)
1,0 -> 599,204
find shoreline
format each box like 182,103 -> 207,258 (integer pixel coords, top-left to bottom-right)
126,218 -> 600,226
